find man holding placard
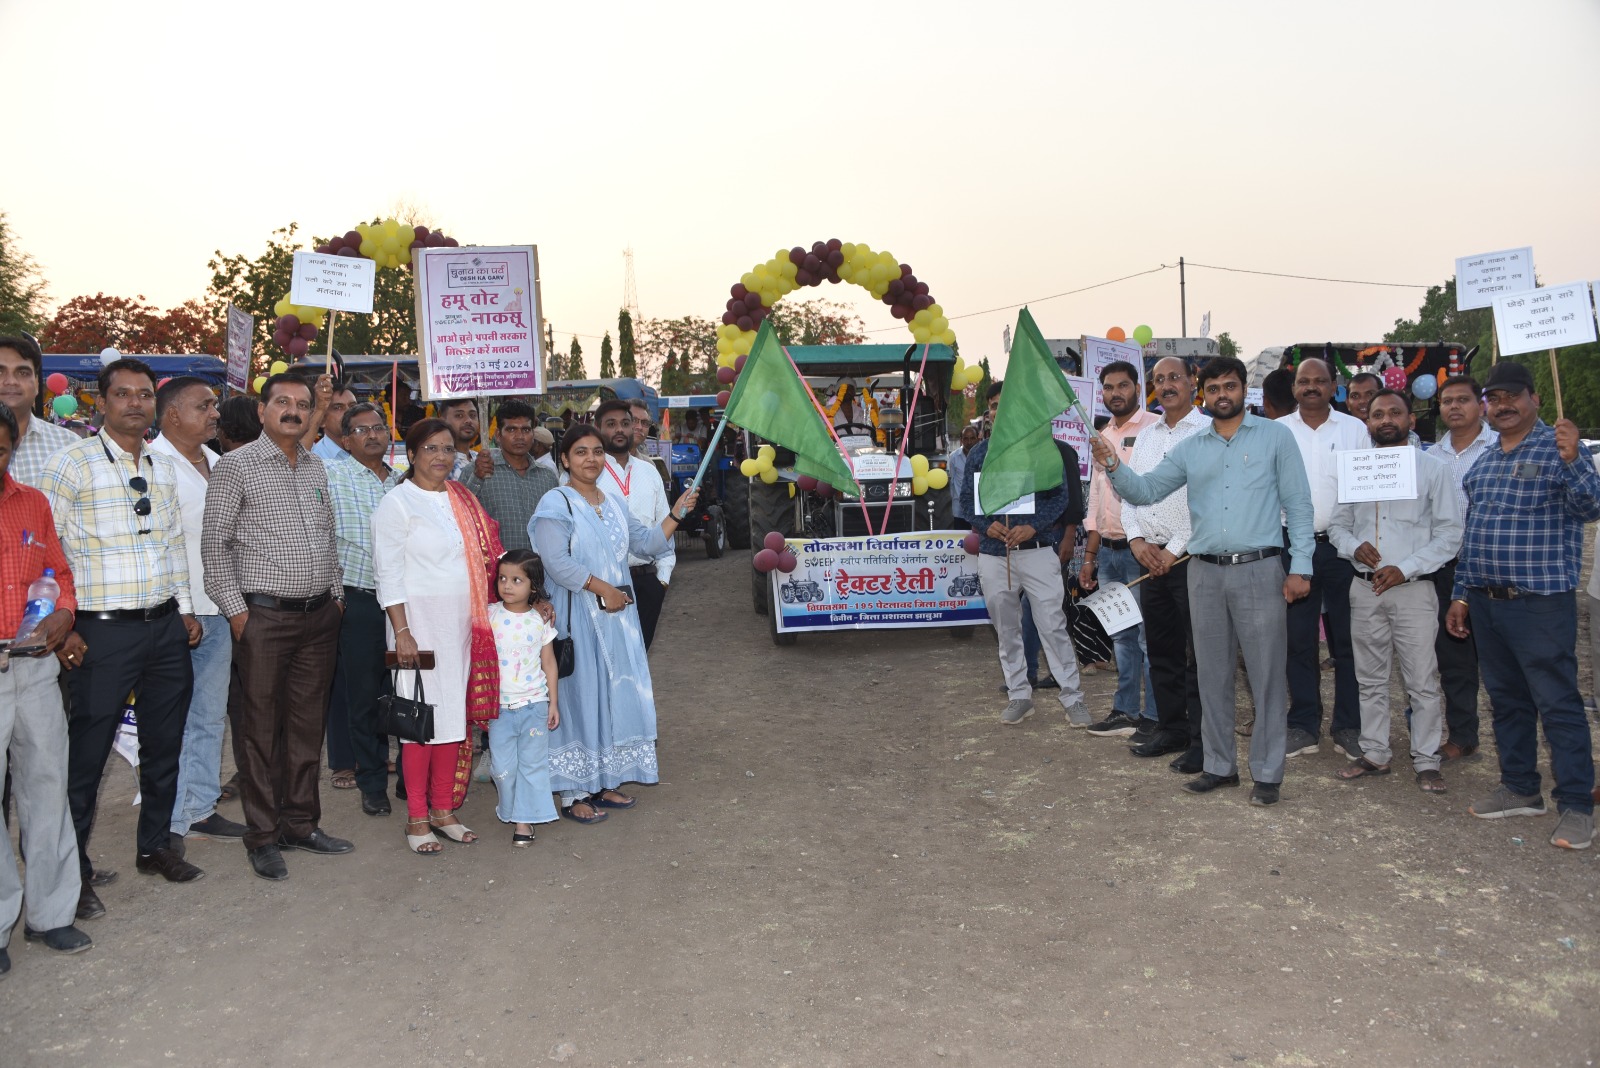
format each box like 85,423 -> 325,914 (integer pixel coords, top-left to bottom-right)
1447,362 -> 1599,850
1278,358 -> 1370,761
1096,356 -> 1314,806
1327,390 -> 1461,792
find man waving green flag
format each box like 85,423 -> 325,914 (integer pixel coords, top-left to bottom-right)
724,320 -> 860,495
979,307 -> 1087,514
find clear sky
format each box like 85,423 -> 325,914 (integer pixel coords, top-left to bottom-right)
5,0 -> 1597,375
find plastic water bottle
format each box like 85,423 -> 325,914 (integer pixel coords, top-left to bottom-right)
14,569 -> 59,644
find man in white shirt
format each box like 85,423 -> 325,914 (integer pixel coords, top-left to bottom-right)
1277,358 -> 1371,760
531,427 -> 558,472
948,425 -> 978,528
0,336 -> 78,487
1121,357 -> 1211,771
150,378 -> 247,843
596,400 -> 674,649
1427,374 -> 1496,758
1327,390 -> 1462,791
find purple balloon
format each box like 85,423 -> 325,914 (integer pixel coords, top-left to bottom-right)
813,480 -> 832,497
716,390 -> 730,407
753,548 -> 780,573
762,531 -> 787,553
425,231 -> 446,247
286,336 -> 309,358
297,323 -> 317,341
716,366 -> 736,385
730,283 -> 748,300
776,550 -> 798,574
962,531 -> 981,555
442,237 -> 459,247
280,314 -> 300,333
796,475 -> 818,491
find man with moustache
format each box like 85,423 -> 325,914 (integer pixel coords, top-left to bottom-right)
40,358 -> 206,903
1095,356 -> 1314,806
1448,362 -> 1599,850
203,373 -> 352,881
1121,357 -> 1210,770
1327,390 -> 1461,791
1079,361 -> 1159,739
1278,358 -> 1370,759
595,400 -> 674,649
149,378 -> 247,843
309,381 -> 357,463
1428,375 -> 1495,759
0,335 -> 78,487
629,398 -> 653,457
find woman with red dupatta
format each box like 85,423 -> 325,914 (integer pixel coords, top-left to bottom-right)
373,419 -> 504,855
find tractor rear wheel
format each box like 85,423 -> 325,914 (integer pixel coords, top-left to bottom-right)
723,471 -> 751,549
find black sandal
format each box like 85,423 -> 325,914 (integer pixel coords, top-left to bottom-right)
512,831 -> 536,847
562,801 -> 608,825
592,790 -> 637,810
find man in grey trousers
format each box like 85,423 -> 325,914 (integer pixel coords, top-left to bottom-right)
1093,356 -> 1314,806
1327,390 -> 1462,792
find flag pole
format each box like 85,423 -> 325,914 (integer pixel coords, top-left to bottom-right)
688,413 -> 730,492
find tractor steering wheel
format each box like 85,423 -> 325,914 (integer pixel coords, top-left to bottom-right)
833,421 -> 879,440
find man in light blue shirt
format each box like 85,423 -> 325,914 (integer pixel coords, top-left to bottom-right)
1093,356 -> 1314,806
948,424 -> 978,527
310,384 -> 356,464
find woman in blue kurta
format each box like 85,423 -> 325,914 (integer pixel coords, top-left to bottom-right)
530,424 -> 698,824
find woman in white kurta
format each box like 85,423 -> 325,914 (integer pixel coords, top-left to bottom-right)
373,419 -> 503,854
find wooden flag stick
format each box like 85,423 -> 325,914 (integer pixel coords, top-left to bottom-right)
1005,516 -> 1012,589
1549,348 -> 1564,421
1122,555 -> 1191,589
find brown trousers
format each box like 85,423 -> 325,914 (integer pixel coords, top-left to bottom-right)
227,600 -> 340,849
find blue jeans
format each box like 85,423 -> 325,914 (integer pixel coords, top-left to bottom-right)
1469,590 -> 1595,814
1021,594 -> 1040,684
1097,545 -> 1155,719
487,701 -> 559,825
169,615 -> 232,833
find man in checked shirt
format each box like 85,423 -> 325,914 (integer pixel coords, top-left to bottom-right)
1447,362 -> 1600,850
204,373 -> 353,882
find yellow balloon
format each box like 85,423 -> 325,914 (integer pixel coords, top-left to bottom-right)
910,454 -> 930,475
926,468 -> 949,490
911,474 -> 929,495
912,327 -> 932,343
740,458 -> 761,477
966,365 -> 985,386
252,375 -> 267,393
758,444 -> 776,461
269,360 -> 289,375
759,467 -> 779,485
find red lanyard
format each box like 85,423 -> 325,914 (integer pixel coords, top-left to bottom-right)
604,458 -> 631,498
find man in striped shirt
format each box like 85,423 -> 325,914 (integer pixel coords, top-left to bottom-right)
39,358 -> 206,899
0,335 -> 78,488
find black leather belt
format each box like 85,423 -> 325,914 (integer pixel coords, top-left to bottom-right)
245,591 -> 333,613
83,598 -> 178,622
1474,585 -> 1524,601
1012,539 -> 1052,551
1099,537 -> 1130,551
1193,548 -> 1282,566
343,585 -> 377,596
1314,531 -> 1331,543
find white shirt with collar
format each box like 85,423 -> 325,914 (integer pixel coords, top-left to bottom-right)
1278,408 -> 1371,532
1428,420 -> 1496,520
1119,407 -> 1210,557
533,451 -> 558,473
147,433 -> 221,616
599,452 -> 675,584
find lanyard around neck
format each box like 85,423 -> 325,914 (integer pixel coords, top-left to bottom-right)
603,457 -> 631,497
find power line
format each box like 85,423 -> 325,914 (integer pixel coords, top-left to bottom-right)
1183,261 -> 1431,289
865,264 -> 1174,333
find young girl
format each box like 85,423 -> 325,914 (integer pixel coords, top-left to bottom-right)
488,550 -> 561,846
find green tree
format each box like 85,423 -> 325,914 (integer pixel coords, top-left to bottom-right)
617,309 -> 637,378
1216,331 -> 1239,359
0,212 -> 50,337
768,298 -> 868,346
599,331 -> 616,378
637,315 -> 717,391
568,336 -> 585,380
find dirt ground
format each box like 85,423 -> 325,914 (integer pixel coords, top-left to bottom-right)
4,548 -> 1598,1068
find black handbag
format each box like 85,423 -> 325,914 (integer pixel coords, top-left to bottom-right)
376,668 -> 436,743
553,492 -> 580,678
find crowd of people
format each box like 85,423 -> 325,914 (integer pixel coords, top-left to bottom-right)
958,353 -> 1596,851
0,334 -> 692,977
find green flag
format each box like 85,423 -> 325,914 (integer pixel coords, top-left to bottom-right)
724,320 -> 860,496
979,307 -> 1083,514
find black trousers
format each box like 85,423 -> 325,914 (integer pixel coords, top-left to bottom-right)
336,587 -> 392,796
1429,561 -> 1480,747
1284,538 -> 1359,739
1144,557 -> 1203,747
67,612 -> 193,874
631,566 -> 667,650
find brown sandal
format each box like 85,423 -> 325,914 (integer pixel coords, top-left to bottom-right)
1415,769 -> 1447,793
1336,757 -> 1391,780
330,769 -> 358,790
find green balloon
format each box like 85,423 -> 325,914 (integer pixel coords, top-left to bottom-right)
1132,324 -> 1154,346
52,394 -> 78,418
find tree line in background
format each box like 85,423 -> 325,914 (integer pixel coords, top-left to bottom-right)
3,212 -> 1593,427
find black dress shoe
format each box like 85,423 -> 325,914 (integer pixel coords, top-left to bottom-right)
1250,781 -> 1281,806
248,844 -> 289,881
1169,748 -> 1205,774
88,869 -> 117,888
135,847 -> 205,883
76,885 -> 106,921
166,832 -> 186,857
1183,771 -> 1241,794
0,946 -> 9,977
187,813 -> 248,839
361,791 -> 392,816
1130,734 -> 1190,758
23,924 -> 92,954
278,828 -> 355,855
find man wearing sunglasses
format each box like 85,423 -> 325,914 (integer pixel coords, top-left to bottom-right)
38,358 -> 206,912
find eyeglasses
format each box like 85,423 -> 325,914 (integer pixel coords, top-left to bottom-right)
100,437 -> 152,535
416,443 -> 455,456
347,425 -> 387,437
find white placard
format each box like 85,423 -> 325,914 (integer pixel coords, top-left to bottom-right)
1246,387 -> 1264,410
1491,282 -> 1598,357
1337,447 -> 1418,504
836,434 -> 874,450
664,396 -> 693,408
972,472 -> 1034,516
1080,581 -> 1142,635
1049,375 -> 1095,480
1455,246 -> 1535,310
414,245 -> 543,399
1079,336 -> 1147,420
225,304 -> 253,392
850,454 -> 899,480
289,252 -> 376,314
